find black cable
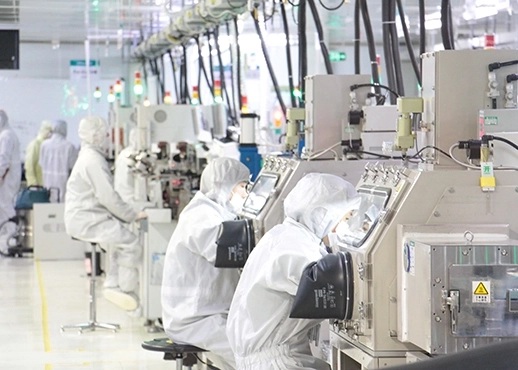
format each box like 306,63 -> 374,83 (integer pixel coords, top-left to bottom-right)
343,148 -> 404,160
168,51 -> 180,104
419,0 -> 425,58
354,0 -> 360,74
194,354 -> 209,366
484,135 -> 518,152
382,0 -> 396,103
195,38 -> 203,105
252,12 -> 287,116
396,0 -> 421,87
410,145 -> 452,160
287,0 -> 299,6
154,59 -> 165,102
488,60 -> 518,72
307,0 -> 333,74
207,32 -> 215,97
280,2 -> 296,107
234,17 -> 242,111
390,0 -> 405,96
214,27 -> 236,123
441,0 -> 453,50
351,83 -> 400,99
182,45 -> 191,104
196,38 -> 214,98
359,0 -> 381,98
318,0 -> 344,12
298,0 -> 307,108
447,0 -> 454,49
226,22 -> 237,118
141,61 -> 148,97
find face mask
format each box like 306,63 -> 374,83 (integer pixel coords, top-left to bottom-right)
229,192 -> 246,213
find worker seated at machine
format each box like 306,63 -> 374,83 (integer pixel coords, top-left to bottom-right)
161,157 -> 250,370
227,173 -> 360,370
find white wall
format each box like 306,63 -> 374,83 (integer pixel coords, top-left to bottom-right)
0,42 -> 133,153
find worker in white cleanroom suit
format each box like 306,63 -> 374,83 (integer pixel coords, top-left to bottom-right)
161,157 -> 250,370
106,128 -> 139,289
227,173 -> 360,370
24,120 -> 52,187
39,120 -> 78,202
64,116 -> 146,311
0,110 -> 21,255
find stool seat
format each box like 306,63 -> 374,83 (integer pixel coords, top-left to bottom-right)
142,338 -> 207,369
142,337 -> 206,354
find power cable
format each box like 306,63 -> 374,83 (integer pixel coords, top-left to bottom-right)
280,2 -> 296,107
252,12 -> 287,116
307,0 -> 333,74
318,0 -> 344,12
359,0 -> 381,98
396,0 -> 421,87
354,0 -> 360,74
233,16 -> 242,111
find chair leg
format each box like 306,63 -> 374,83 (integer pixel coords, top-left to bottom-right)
61,243 -> 121,334
176,353 -> 183,370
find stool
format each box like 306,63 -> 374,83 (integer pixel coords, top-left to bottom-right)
142,338 -> 207,370
61,241 -> 120,334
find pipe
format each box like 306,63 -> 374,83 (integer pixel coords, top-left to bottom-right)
280,2 -> 296,107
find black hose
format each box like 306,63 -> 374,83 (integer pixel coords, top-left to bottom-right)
382,0 -> 396,103
214,27 -> 235,123
280,2 -> 296,107
350,83 -> 400,99
419,0 -> 425,58
441,0 -> 454,50
168,51 -> 180,104
448,0 -> 454,49
234,17 -> 242,111
298,0 -> 307,107
484,135 -> 518,152
182,45 -> 191,104
226,22 -> 237,118
397,0 -> 421,87
307,0 -> 333,74
354,0 -> 360,74
390,0 -> 405,96
252,13 -> 287,116
207,31 -> 215,96
196,38 -> 214,98
195,39 -> 203,105
154,59 -> 165,102
359,0 -> 381,98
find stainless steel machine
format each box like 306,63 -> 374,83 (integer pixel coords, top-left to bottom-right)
329,49 -> 518,368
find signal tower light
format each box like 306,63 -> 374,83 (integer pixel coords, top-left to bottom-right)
107,85 -> 115,103
134,71 -> 144,96
214,80 -> 223,104
164,91 -> 173,105
93,86 -> 102,100
191,86 -> 199,105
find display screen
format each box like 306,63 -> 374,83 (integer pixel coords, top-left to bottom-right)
242,174 -> 279,215
337,187 -> 391,248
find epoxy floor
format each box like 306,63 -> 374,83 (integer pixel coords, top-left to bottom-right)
0,257 -> 167,369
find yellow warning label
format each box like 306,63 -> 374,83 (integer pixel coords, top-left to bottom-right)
474,282 -> 489,295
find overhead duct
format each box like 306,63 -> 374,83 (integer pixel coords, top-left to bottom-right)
133,0 -> 248,60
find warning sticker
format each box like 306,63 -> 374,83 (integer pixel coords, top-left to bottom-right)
472,281 -> 491,303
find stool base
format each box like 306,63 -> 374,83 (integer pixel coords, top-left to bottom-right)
61,321 -> 120,334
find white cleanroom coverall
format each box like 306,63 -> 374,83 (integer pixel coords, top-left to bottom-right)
161,157 -> 250,370
39,120 -> 78,202
227,173 -> 359,370
24,120 -> 52,187
64,116 -> 141,294
0,110 -> 21,252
